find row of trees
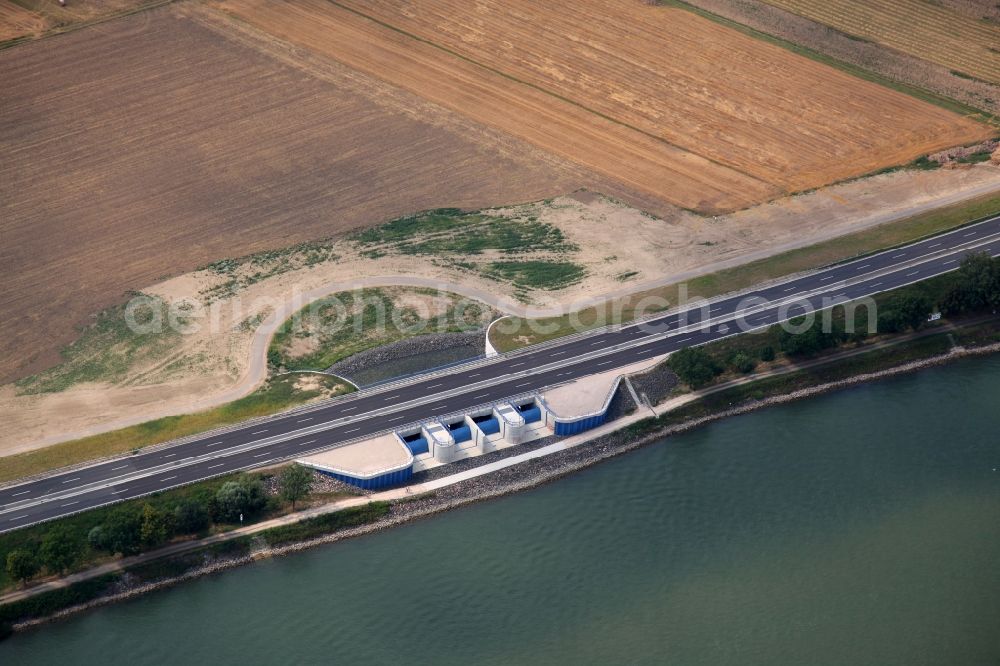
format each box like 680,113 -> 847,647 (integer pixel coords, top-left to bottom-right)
5,465 -> 315,587
667,253 -> 1000,389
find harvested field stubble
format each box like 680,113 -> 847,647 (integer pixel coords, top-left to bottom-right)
221,0 -> 991,208
0,7 -> 604,384
762,0 -> 1000,84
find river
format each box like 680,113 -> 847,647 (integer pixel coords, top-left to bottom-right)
4,356 -> 1000,664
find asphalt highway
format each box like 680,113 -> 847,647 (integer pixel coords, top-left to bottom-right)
3,214 -> 999,532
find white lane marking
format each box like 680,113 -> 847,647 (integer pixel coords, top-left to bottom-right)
820,275 -> 836,281
510,362 -> 525,367
162,453 -> 176,459
677,337 -> 692,343
341,406 -> 357,412
907,271 -> 919,277
515,382 -> 532,388
943,259 -> 958,265
299,439 -> 317,447
12,490 -> 30,496
297,418 -> 313,423
590,340 -> 604,346
62,501 -> 78,507
597,360 -> 613,366
160,475 -> 178,482
253,452 -> 269,458
206,441 -> 222,448
550,351 -> 566,356
344,427 -> 360,434
111,464 -> 129,470
468,373 -> 480,378
61,477 -> 81,484
783,286 -> 796,292
383,395 -> 400,401
387,416 -> 404,422
891,253 -> 906,259
207,463 -> 225,470
855,263 -> 871,270
929,243 -> 942,248
251,430 -> 268,435
964,231 -> 978,237
870,282 -> 882,288
473,394 -> 490,400
9,515 -> 28,522
426,384 -> 442,389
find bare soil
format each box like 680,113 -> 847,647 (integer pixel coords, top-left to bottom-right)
0,5 -> 613,385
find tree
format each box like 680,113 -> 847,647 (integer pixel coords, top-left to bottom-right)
140,504 -> 174,548
215,476 -> 267,523
728,351 -> 756,374
39,527 -> 82,575
280,464 -> 313,511
879,293 -> 932,333
759,346 -> 775,362
779,318 -> 844,357
667,346 -> 722,389
941,253 -> 1000,315
101,507 -> 143,556
174,499 -> 210,535
5,549 -> 40,586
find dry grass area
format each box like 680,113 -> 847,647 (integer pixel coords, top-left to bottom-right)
0,4 -> 612,385
763,0 -> 1000,84
220,0 -> 991,209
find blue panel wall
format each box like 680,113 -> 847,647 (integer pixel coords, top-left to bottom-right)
554,412 -> 607,436
318,466 -> 413,490
405,437 -> 429,455
476,417 -> 500,435
519,406 -> 542,423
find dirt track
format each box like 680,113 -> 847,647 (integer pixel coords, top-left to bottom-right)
221,0 -> 991,207
0,6 -> 608,384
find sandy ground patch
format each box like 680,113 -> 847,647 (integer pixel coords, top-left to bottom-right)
2,164 -> 998,456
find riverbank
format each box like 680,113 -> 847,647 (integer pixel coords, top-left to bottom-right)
4,317 -> 998,636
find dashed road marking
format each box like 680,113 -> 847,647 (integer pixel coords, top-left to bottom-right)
111,464 -> 129,470
207,463 -> 225,470
61,477 -> 80,484
297,418 -> 313,423
12,491 -> 30,497
251,430 -> 268,435
160,475 -> 177,482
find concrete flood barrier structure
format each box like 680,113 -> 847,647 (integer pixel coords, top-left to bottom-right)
297,359 -> 662,490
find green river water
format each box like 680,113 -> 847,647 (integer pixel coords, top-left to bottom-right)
4,356 -> 1000,665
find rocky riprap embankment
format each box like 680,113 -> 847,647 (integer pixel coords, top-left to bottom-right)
325,330 -> 486,386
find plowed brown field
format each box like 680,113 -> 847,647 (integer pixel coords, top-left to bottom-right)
219,0 -> 991,207
0,1 -> 43,41
0,7 -> 605,384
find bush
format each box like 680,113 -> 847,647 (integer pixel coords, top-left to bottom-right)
778,318 -> 845,357
99,507 -> 143,556
39,527 -> 82,575
214,476 -> 267,523
667,347 -> 723,389
759,346 -> 775,362
140,504 -> 174,549
729,351 -> 756,374
174,499 -> 210,535
5,549 -> 40,586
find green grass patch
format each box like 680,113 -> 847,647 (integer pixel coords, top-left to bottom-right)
484,260 -> 586,290
15,297 -> 179,394
491,193 -> 1000,352
0,374 -> 353,485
